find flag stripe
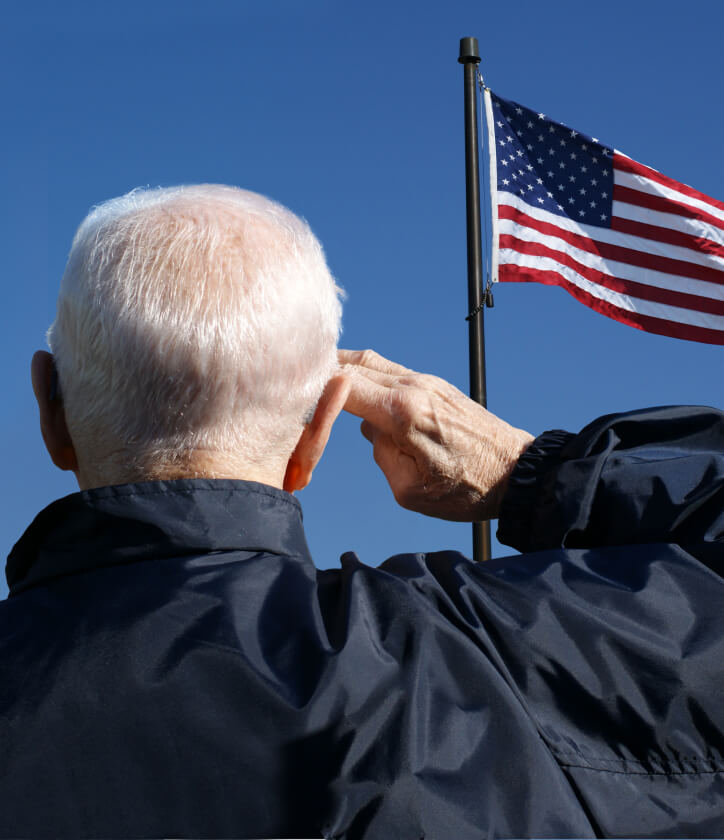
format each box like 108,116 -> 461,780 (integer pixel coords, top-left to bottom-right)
499,218 -> 724,301
499,264 -> 724,345
614,166 -> 724,226
496,193 -> 724,276
499,251 -> 724,329
612,199 -> 724,249
614,184 -> 724,235
614,154 -> 724,215
500,191 -> 724,270
500,234 -> 724,315
499,203 -> 724,287
610,215 -> 724,261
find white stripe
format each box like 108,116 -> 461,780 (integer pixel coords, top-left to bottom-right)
484,88 -> 500,284
612,199 -> 724,248
614,166 -> 724,226
497,191 -> 724,273
498,218 -> 724,302
498,250 -> 724,330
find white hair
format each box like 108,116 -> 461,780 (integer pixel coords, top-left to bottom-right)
48,184 -> 343,482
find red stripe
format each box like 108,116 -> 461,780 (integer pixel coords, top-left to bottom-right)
499,234 -> 724,315
498,264 -> 724,345
610,214 -> 724,260
614,184 -> 724,235
498,204 -> 724,288
613,153 -> 724,214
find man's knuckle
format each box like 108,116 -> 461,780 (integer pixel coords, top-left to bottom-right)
359,349 -> 379,367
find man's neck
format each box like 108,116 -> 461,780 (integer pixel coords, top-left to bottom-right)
75,449 -> 288,491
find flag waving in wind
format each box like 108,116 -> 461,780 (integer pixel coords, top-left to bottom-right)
484,89 -> 724,345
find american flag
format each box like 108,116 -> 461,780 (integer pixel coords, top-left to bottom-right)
484,89 -> 724,345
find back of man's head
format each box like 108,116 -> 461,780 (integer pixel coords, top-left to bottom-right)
48,185 -> 343,486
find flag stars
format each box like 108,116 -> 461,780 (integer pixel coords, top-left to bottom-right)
491,94 -> 613,228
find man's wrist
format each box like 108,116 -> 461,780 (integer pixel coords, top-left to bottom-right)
496,429 -> 574,550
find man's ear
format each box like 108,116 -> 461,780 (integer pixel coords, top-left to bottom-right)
31,350 -> 79,473
283,374 -> 351,493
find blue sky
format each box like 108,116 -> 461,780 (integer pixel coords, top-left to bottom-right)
3,0 -> 723,596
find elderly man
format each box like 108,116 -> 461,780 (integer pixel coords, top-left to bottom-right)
3,185 -> 723,839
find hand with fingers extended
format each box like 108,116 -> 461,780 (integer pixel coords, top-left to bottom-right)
339,349 -> 535,522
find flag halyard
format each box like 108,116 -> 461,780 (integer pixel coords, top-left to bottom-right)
484,89 -> 724,345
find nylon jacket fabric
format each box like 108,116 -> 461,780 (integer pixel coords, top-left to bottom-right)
2,406 -> 723,838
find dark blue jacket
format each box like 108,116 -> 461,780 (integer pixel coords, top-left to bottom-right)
3,406 -> 723,838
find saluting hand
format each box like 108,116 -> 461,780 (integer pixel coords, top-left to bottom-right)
339,349 -> 534,522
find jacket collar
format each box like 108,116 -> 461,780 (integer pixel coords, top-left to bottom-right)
7,479 -> 311,595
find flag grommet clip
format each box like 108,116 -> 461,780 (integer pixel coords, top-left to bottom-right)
465,301 -> 485,321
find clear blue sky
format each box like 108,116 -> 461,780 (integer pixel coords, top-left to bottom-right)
3,0 -> 723,597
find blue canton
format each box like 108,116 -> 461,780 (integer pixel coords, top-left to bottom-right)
489,91 -> 614,228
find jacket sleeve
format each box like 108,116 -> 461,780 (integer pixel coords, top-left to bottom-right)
497,405 -> 724,552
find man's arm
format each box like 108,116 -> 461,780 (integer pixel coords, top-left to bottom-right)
499,405 -> 724,552
341,349 -> 724,552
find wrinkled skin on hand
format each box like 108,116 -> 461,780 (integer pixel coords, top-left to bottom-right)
340,349 -> 535,522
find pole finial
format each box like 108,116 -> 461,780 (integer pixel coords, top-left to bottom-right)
458,36 -> 480,64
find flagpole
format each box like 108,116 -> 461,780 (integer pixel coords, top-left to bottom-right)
458,36 -> 491,563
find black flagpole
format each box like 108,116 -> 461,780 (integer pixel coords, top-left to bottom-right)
458,36 -> 491,563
